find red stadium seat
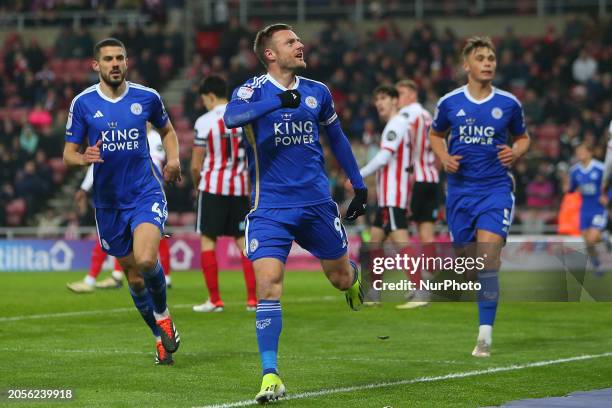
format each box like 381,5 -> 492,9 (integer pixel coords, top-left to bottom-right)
157,54 -> 174,79
196,31 -> 221,58
166,211 -> 181,226
178,212 -> 197,227
48,157 -> 67,184
5,198 -> 27,226
174,118 -> 191,132
169,105 -> 183,119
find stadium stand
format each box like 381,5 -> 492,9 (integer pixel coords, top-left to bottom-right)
0,5 -> 610,235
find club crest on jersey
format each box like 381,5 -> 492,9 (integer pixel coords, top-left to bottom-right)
305,96 -> 318,109
237,86 -> 254,100
491,107 -> 503,120
130,103 -> 142,115
249,238 -> 259,253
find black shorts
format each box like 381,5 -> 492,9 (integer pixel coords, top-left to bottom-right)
196,191 -> 251,238
373,206 -> 408,234
410,182 -> 439,222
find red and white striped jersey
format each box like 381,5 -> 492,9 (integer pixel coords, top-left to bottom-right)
194,104 -> 248,196
377,113 -> 411,209
401,102 -> 439,183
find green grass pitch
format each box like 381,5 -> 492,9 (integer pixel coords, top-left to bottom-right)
2,270 -> 612,407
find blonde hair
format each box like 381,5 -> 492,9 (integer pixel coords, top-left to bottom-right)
462,36 -> 495,58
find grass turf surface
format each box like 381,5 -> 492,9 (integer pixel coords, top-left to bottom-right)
2,270 -> 612,407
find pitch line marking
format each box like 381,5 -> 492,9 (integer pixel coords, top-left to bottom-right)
194,352 -> 612,408
0,296 -> 336,322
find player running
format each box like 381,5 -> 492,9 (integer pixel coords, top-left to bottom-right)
569,143 -> 606,275
63,38 -> 181,365
429,36 -> 530,357
224,24 -> 367,403
67,123 -> 172,293
191,75 -> 257,312
358,85 -> 411,305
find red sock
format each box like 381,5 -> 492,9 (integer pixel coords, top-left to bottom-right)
159,237 -> 170,275
241,254 -> 257,305
201,250 -> 221,304
88,240 -> 106,279
113,258 -> 122,272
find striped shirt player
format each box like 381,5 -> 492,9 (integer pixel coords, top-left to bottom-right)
360,85 -> 411,234
194,105 -> 248,196
190,75 -> 256,314
403,101 -> 439,223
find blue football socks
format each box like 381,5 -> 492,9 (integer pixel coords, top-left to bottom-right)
256,300 -> 282,376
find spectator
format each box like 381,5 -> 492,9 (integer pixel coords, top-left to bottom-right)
19,125 -> 39,158
572,50 -> 598,83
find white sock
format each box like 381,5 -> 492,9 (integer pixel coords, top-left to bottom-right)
478,325 -> 493,345
155,336 -> 161,342
111,270 -> 123,281
165,275 -> 172,285
84,275 -> 96,286
154,308 -> 170,320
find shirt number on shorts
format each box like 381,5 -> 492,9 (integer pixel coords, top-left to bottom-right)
502,208 -> 511,226
592,214 -> 606,228
152,202 -> 164,218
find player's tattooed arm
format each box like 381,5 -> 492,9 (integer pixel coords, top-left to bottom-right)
429,129 -> 461,174
63,141 -> 104,167
497,133 -> 530,168
158,121 -> 182,183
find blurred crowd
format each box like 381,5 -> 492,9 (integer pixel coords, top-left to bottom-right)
181,14 -> 611,231
0,22 -> 185,227
0,0 -> 182,26
1,12 -> 610,233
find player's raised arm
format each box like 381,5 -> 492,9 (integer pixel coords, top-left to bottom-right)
157,121 -> 182,183
224,84 -> 299,129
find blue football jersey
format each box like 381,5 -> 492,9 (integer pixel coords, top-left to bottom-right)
65,82 -> 169,208
431,86 -> 526,194
569,160 -> 605,211
228,74 -> 338,209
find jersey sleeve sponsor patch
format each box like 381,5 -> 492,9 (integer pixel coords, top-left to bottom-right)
237,86 -> 254,100
386,130 -> 397,141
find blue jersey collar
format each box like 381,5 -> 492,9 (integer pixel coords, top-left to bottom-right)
95,81 -> 130,103
463,85 -> 495,105
265,73 -> 300,91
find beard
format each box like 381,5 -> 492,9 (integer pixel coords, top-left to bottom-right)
100,69 -> 126,88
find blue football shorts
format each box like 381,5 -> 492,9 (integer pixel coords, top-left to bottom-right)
580,206 -> 607,231
244,201 -> 348,263
446,191 -> 514,243
95,193 -> 167,257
